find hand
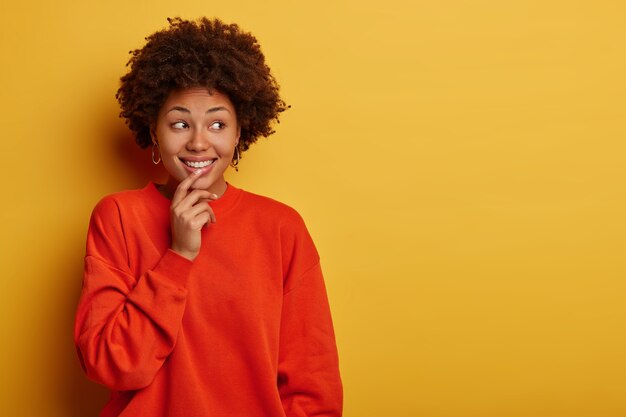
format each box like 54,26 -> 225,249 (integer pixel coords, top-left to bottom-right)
169,170 -> 218,260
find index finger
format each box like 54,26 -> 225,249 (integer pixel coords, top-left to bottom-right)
171,169 -> 206,206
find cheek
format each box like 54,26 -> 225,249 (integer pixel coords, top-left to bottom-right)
160,143 -> 179,157
158,136 -> 185,157
218,145 -> 235,157
215,136 -> 238,155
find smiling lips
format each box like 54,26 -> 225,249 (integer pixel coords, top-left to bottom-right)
182,159 -> 216,168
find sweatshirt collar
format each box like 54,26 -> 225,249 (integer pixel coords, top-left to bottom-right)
147,182 -> 242,215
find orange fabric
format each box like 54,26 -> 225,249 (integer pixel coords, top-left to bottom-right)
74,183 -> 342,417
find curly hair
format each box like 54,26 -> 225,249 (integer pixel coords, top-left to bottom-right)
116,17 -> 288,156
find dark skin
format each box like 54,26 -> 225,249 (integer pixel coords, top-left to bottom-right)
152,87 -> 241,261
165,169 -> 217,261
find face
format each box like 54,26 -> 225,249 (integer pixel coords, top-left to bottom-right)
151,87 -> 240,196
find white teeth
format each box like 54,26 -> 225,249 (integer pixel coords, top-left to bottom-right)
184,160 -> 214,168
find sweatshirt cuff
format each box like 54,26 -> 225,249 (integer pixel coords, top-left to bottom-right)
152,249 -> 194,287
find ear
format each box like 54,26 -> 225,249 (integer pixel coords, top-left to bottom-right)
150,125 -> 158,144
235,125 -> 241,146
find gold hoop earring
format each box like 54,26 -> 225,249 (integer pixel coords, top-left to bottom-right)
231,146 -> 240,172
151,142 -> 161,165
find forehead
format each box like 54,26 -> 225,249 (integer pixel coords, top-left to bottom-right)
161,87 -> 235,111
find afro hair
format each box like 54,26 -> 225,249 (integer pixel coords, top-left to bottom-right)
116,17 -> 288,157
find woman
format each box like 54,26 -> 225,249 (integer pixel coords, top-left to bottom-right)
74,17 -> 342,417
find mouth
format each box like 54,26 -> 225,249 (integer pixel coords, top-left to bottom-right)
181,158 -> 217,169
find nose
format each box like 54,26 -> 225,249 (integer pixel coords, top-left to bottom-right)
186,128 -> 210,152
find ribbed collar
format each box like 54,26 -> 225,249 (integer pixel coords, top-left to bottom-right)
145,182 -> 243,216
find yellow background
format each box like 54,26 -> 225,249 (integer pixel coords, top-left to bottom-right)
1,1 -> 625,416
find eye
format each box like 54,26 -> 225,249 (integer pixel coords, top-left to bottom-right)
171,121 -> 188,129
209,121 -> 225,130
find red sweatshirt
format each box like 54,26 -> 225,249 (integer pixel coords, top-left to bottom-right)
74,183 -> 342,417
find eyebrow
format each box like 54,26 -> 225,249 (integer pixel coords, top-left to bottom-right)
166,106 -> 231,114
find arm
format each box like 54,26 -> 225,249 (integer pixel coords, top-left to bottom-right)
74,197 -> 193,391
74,171 -> 215,390
277,219 -> 343,416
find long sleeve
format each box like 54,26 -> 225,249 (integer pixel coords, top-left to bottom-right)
277,217 -> 343,416
74,184 -> 343,417
74,196 -> 193,391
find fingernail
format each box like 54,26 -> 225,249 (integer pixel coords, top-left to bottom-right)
212,193 -> 218,199
194,169 -> 203,175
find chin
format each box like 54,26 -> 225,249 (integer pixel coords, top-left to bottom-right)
191,177 -> 216,190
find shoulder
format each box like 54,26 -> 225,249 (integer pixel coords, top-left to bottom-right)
91,184 -> 159,220
237,188 -> 319,259
237,190 -> 322,284
239,188 -> 307,228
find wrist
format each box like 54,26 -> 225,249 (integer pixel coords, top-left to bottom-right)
170,246 -> 198,261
